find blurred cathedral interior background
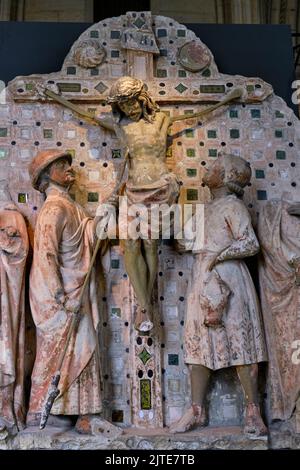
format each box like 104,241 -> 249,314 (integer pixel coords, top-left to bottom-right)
0,0 -> 299,79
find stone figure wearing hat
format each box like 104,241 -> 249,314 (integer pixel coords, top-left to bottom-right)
170,154 -> 268,436
27,149 -> 120,436
0,181 -> 29,435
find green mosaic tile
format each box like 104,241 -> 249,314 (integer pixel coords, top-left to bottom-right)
251,109 -> 261,118
201,68 -> 211,77
112,149 -> 122,158
90,68 -> 99,76
186,189 -> 198,201
276,150 -> 286,160
111,307 -> 121,317
168,354 -> 179,365
275,129 -> 283,138
111,259 -> 120,269
111,410 -> 123,423
156,69 -> 167,78
111,31 -> 121,39
177,29 -> 186,37
208,149 -> 217,157
0,128 -> 7,137
43,129 -> 53,139
90,30 -> 99,38
184,110 -> 193,115
157,29 -> 167,37
229,109 -> 239,118
18,193 -> 28,203
175,83 -> 188,94
25,83 -> 34,91
140,379 -> 151,410
255,169 -> 265,179
111,50 -> 119,58
246,85 -> 255,92
257,190 -> 267,200
133,17 -> 145,29
230,129 -> 240,139
207,130 -> 217,138
95,81 -> 108,93
88,108 -> 96,116
200,85 -> 225,93
160,49 -> 168,57
185,129 -> 194,138
57,83 -> 81,93
88,192 -> 99,202
178,70 -> 187,77
275,110 -> 284,118
138,348 -> 152,365
0,148 -> 7,158
67,66 -> 76,75
186,168 -> 197,177
186,148 -> 195,157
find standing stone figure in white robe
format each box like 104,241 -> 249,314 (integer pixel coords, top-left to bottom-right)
170,155 -> 267,436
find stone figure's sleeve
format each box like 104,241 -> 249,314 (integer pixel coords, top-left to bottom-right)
35,203 -> 66,303
175,204 -> 205,252
217,199 -> 259,262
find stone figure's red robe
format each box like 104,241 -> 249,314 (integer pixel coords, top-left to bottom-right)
29,186 -> 105,415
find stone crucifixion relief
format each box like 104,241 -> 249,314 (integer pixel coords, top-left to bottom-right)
41,76 -> 242,333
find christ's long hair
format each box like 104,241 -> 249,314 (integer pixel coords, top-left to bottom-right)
107,76 -> 159,123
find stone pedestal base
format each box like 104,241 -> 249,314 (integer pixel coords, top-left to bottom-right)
0,425 -> 270,450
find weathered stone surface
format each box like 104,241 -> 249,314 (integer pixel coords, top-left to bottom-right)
1,425 -> 269,450
1,11 -> 300,439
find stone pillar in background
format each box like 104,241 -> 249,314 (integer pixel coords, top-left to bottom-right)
151,0 -> 226,24
22,0 -> 93,22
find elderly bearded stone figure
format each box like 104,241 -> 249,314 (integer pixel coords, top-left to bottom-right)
27,150 -> 120,436
0,181 -> 28,435
170,155 -> 268,436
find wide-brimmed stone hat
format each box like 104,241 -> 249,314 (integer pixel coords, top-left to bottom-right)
29,149 -> 72,191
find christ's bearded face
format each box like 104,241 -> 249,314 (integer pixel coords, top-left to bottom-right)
118,97 -> 143,121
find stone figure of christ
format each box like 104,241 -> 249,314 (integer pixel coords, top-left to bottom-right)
46,76 -> 239,331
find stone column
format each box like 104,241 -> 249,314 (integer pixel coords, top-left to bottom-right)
0,0 -> 25,20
